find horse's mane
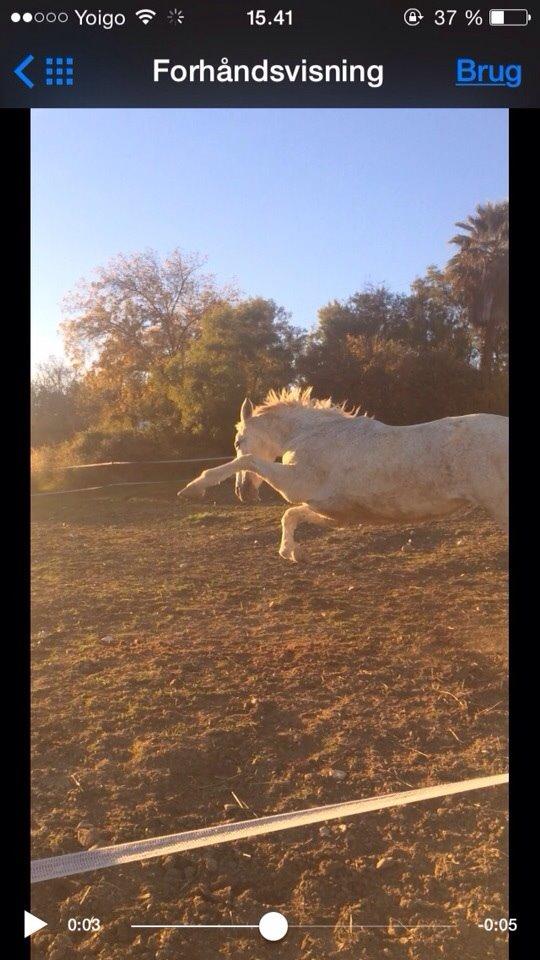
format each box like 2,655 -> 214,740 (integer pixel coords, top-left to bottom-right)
253,386 -> 361,419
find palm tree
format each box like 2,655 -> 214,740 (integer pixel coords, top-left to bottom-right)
447,201 -> 509,377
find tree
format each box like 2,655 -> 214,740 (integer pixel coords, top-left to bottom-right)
31,357 -> 83,446
39,202 -> 507,461
170,298 -> 300,444
409,267 -> 473,361
315,286 -> 411,344
62,248 -> 234,372
447,201 -> 509,376
342,336 -> 506,424
60,248 -> 237,437
298,287 -> 408,398
297,282 -> 473,399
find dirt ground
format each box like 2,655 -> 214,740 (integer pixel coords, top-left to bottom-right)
30,483 -> 508,960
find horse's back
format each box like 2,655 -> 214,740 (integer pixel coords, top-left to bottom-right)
295,411 -> 508,527
441,413 -> 508,468
289,413 -> 508,477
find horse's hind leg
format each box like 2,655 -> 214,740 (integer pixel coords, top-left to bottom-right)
474,473 -> 508,534
279,505 -> 335,563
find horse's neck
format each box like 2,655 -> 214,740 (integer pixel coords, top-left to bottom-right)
258,405 -> 343,452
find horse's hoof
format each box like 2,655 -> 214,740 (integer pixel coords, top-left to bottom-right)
279,545 -> 304,563
177,483 -> 206,501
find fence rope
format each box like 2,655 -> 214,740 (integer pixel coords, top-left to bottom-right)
32,454 -> 234,497
51,456 -> 231,471
32,479 -> 184,497
31,772 -> 508,884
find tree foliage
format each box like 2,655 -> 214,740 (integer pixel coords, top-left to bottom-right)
447,201 -> 509,375
340,336 -> 505,424
32,203 -> 509,466
169,298 -> 300,442
62,248 -> 233,370
297,280 -> 475,401
31,357 -> 84,446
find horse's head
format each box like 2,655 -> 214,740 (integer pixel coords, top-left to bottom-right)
234,397 -> 280,504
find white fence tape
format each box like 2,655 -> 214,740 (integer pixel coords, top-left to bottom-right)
32,480 -> 180,497
56,456 -> 231,471
32,455 -> 232,497
31,772 -> 508,884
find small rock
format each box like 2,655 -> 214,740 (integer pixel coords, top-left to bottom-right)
76,823 -> 102,848
216,884 -> 233,902
327,768 -> 347,781
319,826 -> 331,838
100,635 -> 115,644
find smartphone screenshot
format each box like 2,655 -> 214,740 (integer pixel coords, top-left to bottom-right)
4,2 -> 534,958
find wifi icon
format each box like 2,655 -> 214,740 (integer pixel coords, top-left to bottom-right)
135,8 -> 157,24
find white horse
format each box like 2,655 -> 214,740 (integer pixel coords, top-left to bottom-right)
178,388 -> 508,562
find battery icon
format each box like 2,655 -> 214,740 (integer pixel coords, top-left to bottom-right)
489,8 -> 531,25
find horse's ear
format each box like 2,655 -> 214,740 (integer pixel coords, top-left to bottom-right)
240,397 -> 253,423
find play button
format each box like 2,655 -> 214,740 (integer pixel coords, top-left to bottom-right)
24,911 -> 47,938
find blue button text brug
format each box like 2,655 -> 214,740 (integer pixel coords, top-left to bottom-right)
456,58 -> 522,88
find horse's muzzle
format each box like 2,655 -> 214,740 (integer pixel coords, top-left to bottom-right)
235,473 -> 260,504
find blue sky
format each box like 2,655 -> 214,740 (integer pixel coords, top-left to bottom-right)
31,108 -> 508,368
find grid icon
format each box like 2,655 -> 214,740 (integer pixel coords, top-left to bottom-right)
45,57 -> 74,87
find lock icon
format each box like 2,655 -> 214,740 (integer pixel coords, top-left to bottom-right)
404,8 -> 424,26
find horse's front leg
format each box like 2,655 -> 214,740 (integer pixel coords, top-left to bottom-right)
279,505 -> 335,563
177,455 -> 255,500
177,455 -> 303,502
